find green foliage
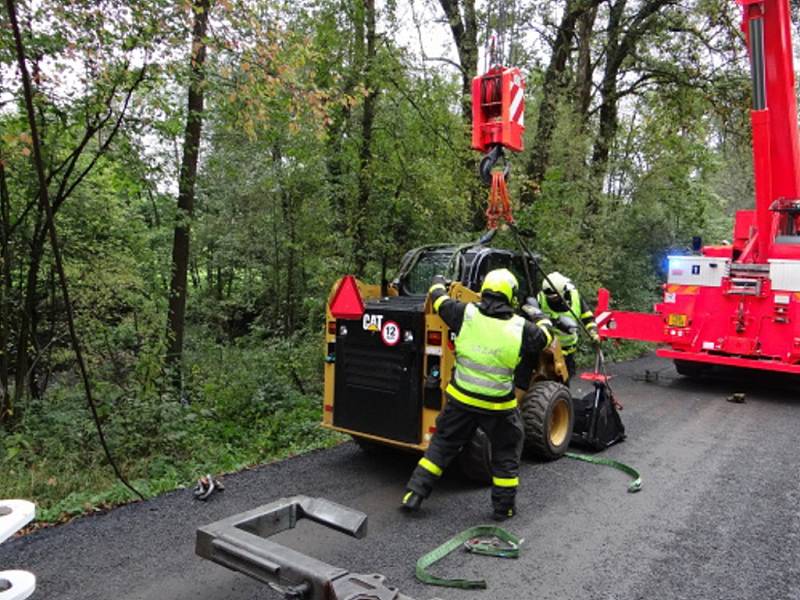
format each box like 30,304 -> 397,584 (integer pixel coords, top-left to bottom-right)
0,331 -> 341,523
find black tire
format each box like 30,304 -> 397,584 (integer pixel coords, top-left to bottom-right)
457,428 -> 492,484
674,359 -> 708,378
522,380 -> 574,460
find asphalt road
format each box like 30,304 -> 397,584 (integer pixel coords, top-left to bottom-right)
2,353 -> 800,600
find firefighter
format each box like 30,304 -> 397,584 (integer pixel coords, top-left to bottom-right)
537,271 -> 600,382
401,268 -> 553,521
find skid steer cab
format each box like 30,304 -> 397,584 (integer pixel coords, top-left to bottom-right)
322,241 -> 574,481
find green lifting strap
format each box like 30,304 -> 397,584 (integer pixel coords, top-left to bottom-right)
565,452 -> 642,493
415,525 -> 522,589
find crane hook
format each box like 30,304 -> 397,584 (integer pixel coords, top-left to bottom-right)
479,145 -> 510,186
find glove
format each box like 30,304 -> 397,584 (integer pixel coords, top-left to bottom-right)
521,298 -> 547,323
589,330 -> 601,347
429,275 -> 448,295
555,315 -> 578,334
431,274 -> 452,288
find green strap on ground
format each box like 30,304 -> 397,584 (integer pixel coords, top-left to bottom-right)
565,452 -> 642,493
416,456 -> 640,590
415,525 -> 521,589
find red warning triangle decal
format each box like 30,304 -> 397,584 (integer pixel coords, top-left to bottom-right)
329,275 -> 365,319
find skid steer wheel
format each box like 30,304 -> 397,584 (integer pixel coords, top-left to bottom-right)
351,435 -> 389,455
674,359 -> 709,378
522,380 -> 573,460
457,428 -> 492,484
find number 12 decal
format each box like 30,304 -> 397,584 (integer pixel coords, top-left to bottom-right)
381,321 -> 401,346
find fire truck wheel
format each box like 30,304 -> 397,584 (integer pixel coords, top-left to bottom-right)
457,428 -> 492,485
522,380 -> 574,460
674,359 -> 709,378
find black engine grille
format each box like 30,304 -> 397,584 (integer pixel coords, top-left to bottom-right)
333,306 -> 424,444
342,347 -> 404,394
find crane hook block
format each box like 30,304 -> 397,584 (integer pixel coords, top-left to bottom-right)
471,66 -> 525,153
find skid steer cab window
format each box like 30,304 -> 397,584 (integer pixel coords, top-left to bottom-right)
473,254 -> 537,306
403,251 -> 455,296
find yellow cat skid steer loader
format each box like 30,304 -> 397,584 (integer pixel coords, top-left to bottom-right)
322,240 -> 573,481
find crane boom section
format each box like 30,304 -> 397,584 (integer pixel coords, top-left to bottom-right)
739,0 -> 800,260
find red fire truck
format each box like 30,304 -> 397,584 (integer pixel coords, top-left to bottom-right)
597,0 -> 800,376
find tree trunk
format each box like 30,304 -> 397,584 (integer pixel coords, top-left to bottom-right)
353,0 -> 377,277
166,0 -> 210,385
14,219 -> 45,408
274,145 -> 297,335
284,196 -> 295,335
0,162 -> 11,419
589,0 -> 626,197
522,0 -> 603,205
437,0 -> 481,228
438,0 -> 478,122
573,4 -> 599,125
588,0 -> 675,215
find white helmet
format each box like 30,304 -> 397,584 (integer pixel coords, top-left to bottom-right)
542,272 -> 573,296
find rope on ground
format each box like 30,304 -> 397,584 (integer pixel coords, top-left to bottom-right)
565,452 -> 642,493
415,525 -> 521,589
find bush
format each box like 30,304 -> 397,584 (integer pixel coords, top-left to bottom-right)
0,328 -> 343,524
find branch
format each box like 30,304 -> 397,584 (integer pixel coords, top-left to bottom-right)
55,65 -> 147,211
422,55 -> 466,74
383,71 -> 460,156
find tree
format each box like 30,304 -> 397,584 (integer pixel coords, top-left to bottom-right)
4,0 -> 144,499
589,0 -> 679,195
0,0 -> 156,414
353,0 -> 379,276
522,0 -> 603,205
166,0 -> 211,386
437,0 -> 479,122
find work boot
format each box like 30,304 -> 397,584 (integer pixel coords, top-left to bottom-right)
492,506 -> 515,522
401,489 -> 423,512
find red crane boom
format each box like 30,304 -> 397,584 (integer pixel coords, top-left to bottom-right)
741,0 -> 800,262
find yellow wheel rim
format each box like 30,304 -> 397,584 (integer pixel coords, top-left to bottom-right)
548,399 -> 570,447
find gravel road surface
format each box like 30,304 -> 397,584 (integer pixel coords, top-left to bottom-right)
2,354 -> 799,600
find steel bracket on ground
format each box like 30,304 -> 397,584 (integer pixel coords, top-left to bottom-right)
195,495 -> 427,600
0,499 -> 37,600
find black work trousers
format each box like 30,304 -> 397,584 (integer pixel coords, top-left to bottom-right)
565,353 -> 577,385
406,397 -> 524,512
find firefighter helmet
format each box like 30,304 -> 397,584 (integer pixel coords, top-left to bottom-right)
480,268 -> 518,304
542,272 -> 572,296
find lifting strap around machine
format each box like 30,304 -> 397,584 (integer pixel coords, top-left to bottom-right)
486,171 -> 515,229
415,525 -> 521,589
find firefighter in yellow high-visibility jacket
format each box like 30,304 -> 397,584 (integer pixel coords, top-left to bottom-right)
401,269 -> 553,521
537,272 -> 600,382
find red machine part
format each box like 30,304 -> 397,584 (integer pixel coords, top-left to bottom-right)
471,66 -> 525,153
593,0 -> 800,375
597,279 -> 800,374
329,276 -> 365,320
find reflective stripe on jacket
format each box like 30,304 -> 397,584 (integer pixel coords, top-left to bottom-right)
447,303 -> 525,410
538,290 -> 582,354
